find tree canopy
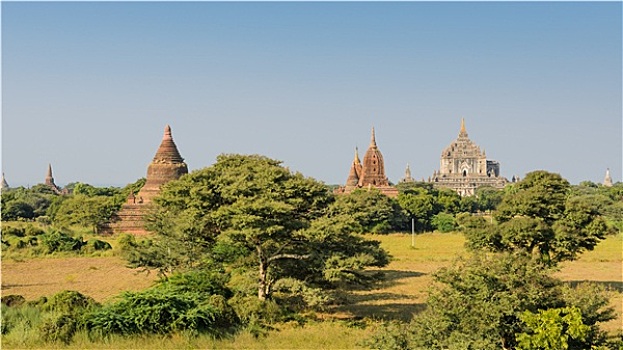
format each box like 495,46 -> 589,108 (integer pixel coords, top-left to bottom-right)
463,171 -> 610,266
133,154 -> 389,303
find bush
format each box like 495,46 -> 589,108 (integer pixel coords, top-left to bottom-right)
40,230 -> 84,253
3,226 -> 25,237
39,312 -> 78,344
24,224 -> 45,236
82,239 -> 112,254
85,289 -> 238,336
1,295 -> 26,307
41,290 -> 99,314
431,212 -> 457,233
84,270 -> 239,336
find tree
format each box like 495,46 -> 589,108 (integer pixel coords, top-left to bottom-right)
142,154 -> 390,302
329,188 -> 406,233
51,195 -> 119,234
466,171 -> 609,266
475,186 -> 504,212
366,253 -> 614,350
397,189 -> 434,232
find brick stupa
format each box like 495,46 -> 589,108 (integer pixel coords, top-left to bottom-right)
113,125 -> 188,234
338,128 -> 398,197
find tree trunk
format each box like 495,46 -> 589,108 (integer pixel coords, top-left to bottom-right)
257,246 -> 269,301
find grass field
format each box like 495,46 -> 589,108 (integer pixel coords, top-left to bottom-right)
1,232 -> 621,349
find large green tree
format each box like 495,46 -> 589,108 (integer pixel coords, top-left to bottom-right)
366,254 -> 614,350
140,154 -> 389,301
464,171 -> 609,266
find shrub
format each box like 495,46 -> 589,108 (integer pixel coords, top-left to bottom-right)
82,239 -> 112,254
85,289 -> 239,336
84,270 -> 239,336
41,290 -> 99,314
40,230 -> 84,253
3,226 -> 25,237
24,224 -> 46,237
38,312 -> 78,344
1,295 -> 26,307
431,212 -> 457,233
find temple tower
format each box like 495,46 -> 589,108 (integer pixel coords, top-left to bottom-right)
359,127 -> 390,187
603,168 -> 613,187
44,164 -> 61,193
1,173 -> 9,190
135,124 -> 188,204
345,147 -> 363,191
113,125 -> 188,234
400,164 -> 414,183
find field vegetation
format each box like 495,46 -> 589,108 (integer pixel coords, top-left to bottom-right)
2,158 -> 622,349
2,233 -> 620,349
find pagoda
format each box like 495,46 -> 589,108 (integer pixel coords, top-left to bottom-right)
113,125 -> 188,234
338,128 -> 398,197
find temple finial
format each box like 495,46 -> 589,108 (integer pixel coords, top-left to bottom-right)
46,163 -> 53,179
460,118 -> 466,134
370,127 -> 377,147
354,147 -> 361,164
163,124 -> 172,140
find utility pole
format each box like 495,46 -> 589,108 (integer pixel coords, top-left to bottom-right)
411,217 -> 415,248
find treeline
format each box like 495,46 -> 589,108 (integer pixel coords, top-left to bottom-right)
1,179 -> 145,233
2,172 -> 621,237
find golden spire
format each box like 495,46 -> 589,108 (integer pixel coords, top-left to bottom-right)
460,118 -> 466,133
354,147 -> 361,164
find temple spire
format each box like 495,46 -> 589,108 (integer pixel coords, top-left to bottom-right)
1,173 -> 9,189
163,124 -> 172,140
45,163 -> 55,186
153,124 -> 184,163
370,127 -> 377,147
459,118 -> 468,136
604,168 -> 613,187
354,147 -> 361,165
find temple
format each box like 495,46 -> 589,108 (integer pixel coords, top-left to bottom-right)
603,168 -> 613,187
429,119 -> 508,196
399,164 -> 415,183
113,125 -> 188,234
1,173 -> 9,190
337,128 -> 398,197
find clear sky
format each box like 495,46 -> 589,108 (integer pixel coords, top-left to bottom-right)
2,2 -> 621,188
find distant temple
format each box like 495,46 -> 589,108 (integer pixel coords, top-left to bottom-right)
603,168 -> 613,187
1,173 -> 9,190
400,164 -> 415,183
336,128 -> 398,197
113,125 -> 188,234
429,119 -> 508,196
44,163 -> 70,194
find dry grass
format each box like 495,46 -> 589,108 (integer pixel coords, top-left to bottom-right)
1,256 -> 157,303
1,232 -> 621,349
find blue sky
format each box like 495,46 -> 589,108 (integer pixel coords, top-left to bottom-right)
2,2 -> 621,187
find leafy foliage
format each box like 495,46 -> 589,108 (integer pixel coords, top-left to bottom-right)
84,270 -> 239,336
465,171 -> 609,266
365,253 -> 615,350
516,307 -> 591,350
330,188 -> 407,233
133,154 -> 390,303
